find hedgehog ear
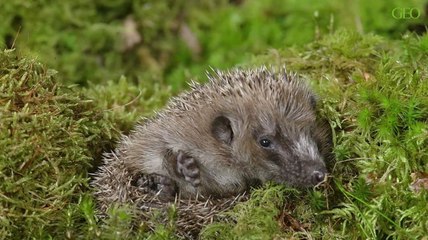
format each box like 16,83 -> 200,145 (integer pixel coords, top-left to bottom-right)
211,116 -> 234,145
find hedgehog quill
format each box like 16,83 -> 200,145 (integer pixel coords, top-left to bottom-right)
92,67 -> 332,204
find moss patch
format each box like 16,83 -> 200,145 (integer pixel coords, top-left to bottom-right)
0,49 -> 117,238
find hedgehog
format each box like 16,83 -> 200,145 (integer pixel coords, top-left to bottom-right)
92,66 -> 332,204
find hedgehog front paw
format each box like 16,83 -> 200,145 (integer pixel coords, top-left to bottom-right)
134,173 -> 177,200
177,150 -> 201,187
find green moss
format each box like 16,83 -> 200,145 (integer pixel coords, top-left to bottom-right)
0,49 -> 117,238
201,184 -> 293,239
0,49 -> 178,239
82,75 -> 172,135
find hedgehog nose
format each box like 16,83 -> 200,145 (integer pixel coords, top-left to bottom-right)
311,170 -> 326,184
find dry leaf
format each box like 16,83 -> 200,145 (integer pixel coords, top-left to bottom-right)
179,23 -> 201,57
410,172 -> 428,193
122,16 -> 142,51
277,204 -> 308,232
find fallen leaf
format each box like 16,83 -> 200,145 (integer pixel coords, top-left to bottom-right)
122,16 -> 142,51
410,172 -> 428,193
179,23 -> 201,57
277,204 -> 308,231
363,72 -> 372,81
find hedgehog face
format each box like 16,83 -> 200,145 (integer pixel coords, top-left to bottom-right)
211,113 -> 327,188
251,122 -> 327,187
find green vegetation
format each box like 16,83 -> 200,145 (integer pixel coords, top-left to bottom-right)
1,0 -> 427,239
0,49 -> 115,238
2,0 -> 426,88
0,49 -> 173,240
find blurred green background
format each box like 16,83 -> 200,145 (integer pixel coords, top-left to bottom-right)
2,0 -> 427,89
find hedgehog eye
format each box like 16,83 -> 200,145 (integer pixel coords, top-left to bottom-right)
259,138 -> 272,148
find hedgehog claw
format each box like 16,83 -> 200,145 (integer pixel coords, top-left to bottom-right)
134,173 -> 177,200
177,150 -> 201,187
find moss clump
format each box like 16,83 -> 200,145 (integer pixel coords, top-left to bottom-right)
0,49 -> 116,238
82,76 -> 172,136
201,184 -> 297,239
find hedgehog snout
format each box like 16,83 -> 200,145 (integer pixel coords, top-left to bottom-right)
311,170 -> 326,185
